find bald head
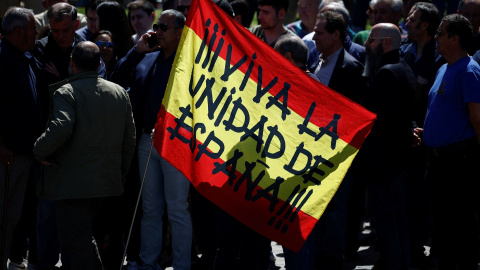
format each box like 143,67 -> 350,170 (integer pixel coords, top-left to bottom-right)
71,41 -> 101,73
371,23 -> 401,51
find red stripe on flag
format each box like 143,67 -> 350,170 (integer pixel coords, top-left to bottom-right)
155,107 -> 318,251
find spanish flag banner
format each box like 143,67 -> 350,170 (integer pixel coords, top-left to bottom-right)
154,0 -> 376,251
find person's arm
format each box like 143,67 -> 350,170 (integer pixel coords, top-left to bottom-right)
109,32 -> 157,87
34,86 -> 76,164
468,102 -> 480,145
121,91 -> 136,182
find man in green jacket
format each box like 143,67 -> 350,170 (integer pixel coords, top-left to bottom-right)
34,41 -> 136,270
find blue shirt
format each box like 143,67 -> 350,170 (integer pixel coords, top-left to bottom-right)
76,26 -> 94,42
424,57 -> 480,147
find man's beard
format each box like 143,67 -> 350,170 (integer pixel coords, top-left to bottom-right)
363,45 -> 383,77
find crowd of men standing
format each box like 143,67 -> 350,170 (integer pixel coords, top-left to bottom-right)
1,0 -> 480,269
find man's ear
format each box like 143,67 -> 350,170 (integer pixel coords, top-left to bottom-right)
451,34 -> 460,44
333,29 -> 340,41
420,21 -> 429,32
285,51 -> 294,62
14,26 -> 24,41
176,28 -> 183,39
150,12 -> 156,24
382,37 -> 391,50
74,19 -> 79,30
70,56 -> 76,73
278,8 -> 286,20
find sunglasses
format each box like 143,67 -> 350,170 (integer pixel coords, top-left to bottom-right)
95,41 -> 114,48
436,29 -> 447,36
177,4 -> 190,13
152,22 -> 173,32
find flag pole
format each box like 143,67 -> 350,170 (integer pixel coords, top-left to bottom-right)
119,138 -> 154,270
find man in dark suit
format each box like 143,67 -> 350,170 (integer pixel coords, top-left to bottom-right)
312,11 -> 367,103
0,7 -> 43,269
309,10 -> 367,270
110,9 -> 192,270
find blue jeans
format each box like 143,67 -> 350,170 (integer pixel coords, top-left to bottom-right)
138,134 -> 192,270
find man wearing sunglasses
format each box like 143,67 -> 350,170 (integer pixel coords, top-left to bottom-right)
359,22 -> 417,270
110,9 -> 192,270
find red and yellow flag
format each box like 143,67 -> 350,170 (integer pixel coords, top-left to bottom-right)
154,0 -> 376,252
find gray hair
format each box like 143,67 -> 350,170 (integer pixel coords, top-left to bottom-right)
318,0 -> 346,13
322,2 -> 351,24
376,0 -> 403,13
2,7 -> 34,35
160,9 -> 186,30
274,35 -> 309,67
47,3 -> 77,22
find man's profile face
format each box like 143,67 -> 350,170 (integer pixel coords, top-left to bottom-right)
155,14 -> 181,52
258,5 -> 282,30
434,20 -> 451,56
130,8 -> 155,36
86,8 -> 97,34
23,15 -> 39,52
312,19 -> 336,54
49,17 -> 78,49
298,0 -> 318,28
405,8 -> 422,40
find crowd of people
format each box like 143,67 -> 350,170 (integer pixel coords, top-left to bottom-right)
1,0 -> 480,269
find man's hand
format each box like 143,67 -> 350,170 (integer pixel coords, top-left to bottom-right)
0,145 -> 13,164
135,31 -> 159,54
45,61 -> 60,77
411,127 -> 423,147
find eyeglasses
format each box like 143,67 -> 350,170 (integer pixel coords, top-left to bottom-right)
95,41 -> 114,48
177,4 -> 190,13
436,29 -> 446,36
367,36 -> 390,43
152,22 -> 173,32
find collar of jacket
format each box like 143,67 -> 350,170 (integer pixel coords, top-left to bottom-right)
48,70 -> 99,97
379,49 -> 400,68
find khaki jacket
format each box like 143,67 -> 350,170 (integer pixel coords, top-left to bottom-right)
34,71 -> 136,200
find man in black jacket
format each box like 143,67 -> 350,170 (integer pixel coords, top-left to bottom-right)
31,3 -> 89,270
0,7 -> 42,269
360,22 -> 417,270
